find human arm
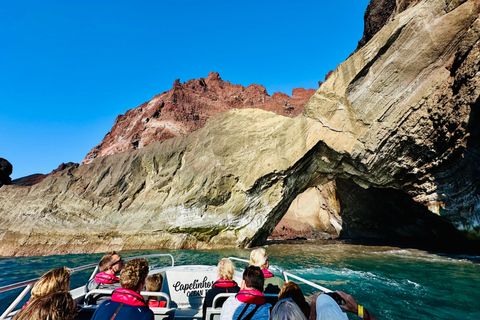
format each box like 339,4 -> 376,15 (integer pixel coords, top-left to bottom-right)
335,291 -> 378,320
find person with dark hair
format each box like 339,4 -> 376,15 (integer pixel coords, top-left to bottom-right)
202,258 -> 240,320
13,292 -> 77,320
91,258 -> 153,320
220,265 -> 271,320
278,282 -> 310,319
85,251 -> 124,305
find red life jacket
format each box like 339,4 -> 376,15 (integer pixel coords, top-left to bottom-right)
148,300 -> 166,308
262,269 -> 274,278
213,279 -> 238,288
236,289 -> 266,305
111,288 -> 148,307
94,272 -> 120,284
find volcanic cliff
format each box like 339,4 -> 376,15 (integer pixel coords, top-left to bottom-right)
82,72 -> 317,164
1,0 -> 479,256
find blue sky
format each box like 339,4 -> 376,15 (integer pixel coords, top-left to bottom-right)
1,0 -> 370,179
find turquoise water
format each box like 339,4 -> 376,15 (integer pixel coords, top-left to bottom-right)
1,243 -> 479,319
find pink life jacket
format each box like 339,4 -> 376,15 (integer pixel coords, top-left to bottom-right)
94,272 -> 119,284
111,288 -> 148,307
235,289 -> 266,305
213,279 -> 238,288
262,269 -> 274,278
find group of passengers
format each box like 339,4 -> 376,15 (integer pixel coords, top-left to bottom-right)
214,248 -> 378,320
12,249 -> 378,320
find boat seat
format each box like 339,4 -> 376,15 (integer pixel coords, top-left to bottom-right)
205,293 -> 235,320
205,293 -> 278,320
139,291 -> 175,320
83,289 -> 114,307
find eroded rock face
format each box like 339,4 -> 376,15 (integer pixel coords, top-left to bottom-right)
0,0 -> 479,256
82,72 -> 316,165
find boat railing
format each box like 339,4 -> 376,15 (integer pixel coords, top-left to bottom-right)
0,254 -> 175,320
88,253 -> 175,280
282,271 -> 332,293
227,256 -> 332,293
83,289 -> 172,308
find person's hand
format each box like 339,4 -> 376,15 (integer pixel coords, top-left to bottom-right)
335,291 -> 358,314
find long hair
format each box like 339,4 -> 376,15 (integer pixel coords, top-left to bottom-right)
30,266 -> 71,301
217,258 -> 235,280
278,282 -> 310,318
14,292 -> 77,320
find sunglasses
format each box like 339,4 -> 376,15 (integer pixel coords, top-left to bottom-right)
111,258 -> 124,267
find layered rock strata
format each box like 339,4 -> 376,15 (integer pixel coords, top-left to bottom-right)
1,0 -> 479,256
82,72 -> 317,164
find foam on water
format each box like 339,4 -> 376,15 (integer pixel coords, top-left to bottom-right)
1,244 -> 479,320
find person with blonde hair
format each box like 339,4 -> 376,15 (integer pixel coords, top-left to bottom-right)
21,266 -> 71,309
85,251 -> 124,305
91,258 -> 153,320
270,298 -> 307,320
202,258 -> 240,320
145,273 -> 166,308
14,291 -> 77,320
250,248 -> 284,294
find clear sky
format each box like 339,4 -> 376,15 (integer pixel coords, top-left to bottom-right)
1,0 -> 370,180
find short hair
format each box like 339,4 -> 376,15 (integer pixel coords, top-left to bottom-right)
146,273 -> 164,292
14,292 -> 77,320
243,265 -> 264,292
217,258 -> 235,280
270,298 -> 307,320
120,258 -> 149,291
249,248 -> 267,268
30,267 -> 71,301
98,251 -> 119,272
278,282 -> 310,318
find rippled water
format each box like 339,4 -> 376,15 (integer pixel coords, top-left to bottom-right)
1,243 -> 479,319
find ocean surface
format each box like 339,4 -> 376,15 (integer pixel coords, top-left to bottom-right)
0,243 -> 479,319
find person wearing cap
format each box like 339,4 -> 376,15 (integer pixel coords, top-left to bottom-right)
85,251 -> 124,305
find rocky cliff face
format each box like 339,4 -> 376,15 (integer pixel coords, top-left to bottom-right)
82,72 -> 317,164
1,0 -> 479,256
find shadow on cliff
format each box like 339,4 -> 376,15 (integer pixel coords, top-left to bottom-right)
335,178 -> 480,257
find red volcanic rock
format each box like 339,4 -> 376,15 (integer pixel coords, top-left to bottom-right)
82,72 -> 318,164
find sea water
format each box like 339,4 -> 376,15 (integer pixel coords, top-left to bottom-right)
0,243 -> 479,320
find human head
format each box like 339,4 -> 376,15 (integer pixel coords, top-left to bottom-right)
146,273 -> 164,292
217,258 -> 235,280
242,265 -> 264,292
16,292 -> 77,320
249,248 -> 268,270
98,251 -> 124,274
120,258 -> 149,292
270,298 -> 307,320
30,266 -> 71,301
316,294 -> 348,320
279,282 -> 310,318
